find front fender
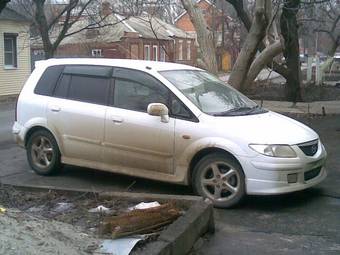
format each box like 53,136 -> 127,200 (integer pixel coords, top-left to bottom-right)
177,136 -> 255,174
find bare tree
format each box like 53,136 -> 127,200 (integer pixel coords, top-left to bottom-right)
180,0 -> 218,74
280,0 -> 302,102
315,1 -> 339,72
225,0 -> 288,93
11,0 -> 124,59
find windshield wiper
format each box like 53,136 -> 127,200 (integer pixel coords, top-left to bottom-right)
212,105 -> 261,116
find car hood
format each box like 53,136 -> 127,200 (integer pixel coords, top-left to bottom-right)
207,111 -> 318,145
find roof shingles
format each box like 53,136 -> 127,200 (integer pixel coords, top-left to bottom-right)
0,7 -> 30,22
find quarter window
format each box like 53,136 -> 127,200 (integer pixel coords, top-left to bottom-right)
4,33 -> 17,68
34,65 -> 64,96
54,74 -> 71,98
170,95 -> 191,119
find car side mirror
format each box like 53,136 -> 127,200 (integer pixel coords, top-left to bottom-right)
147,103 -> 169,123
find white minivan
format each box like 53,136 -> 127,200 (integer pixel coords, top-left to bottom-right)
13,58 -> 327,207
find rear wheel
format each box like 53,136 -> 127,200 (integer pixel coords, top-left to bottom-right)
192,153 -> 245,208
27,129 -> 62,175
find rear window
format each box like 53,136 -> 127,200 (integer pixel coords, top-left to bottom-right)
34,65 -> 64,96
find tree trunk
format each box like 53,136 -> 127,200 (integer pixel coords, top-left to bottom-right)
244,41 -> 283,86
33,0 -> 55,59
321,39 -> 338,73
181,0 -> 218,74
44,47 -> 56,59
228,0 -> 268,91
227,0 -> 288,82
280,0 -> 302,102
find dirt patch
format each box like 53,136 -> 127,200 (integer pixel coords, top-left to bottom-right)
0,186 -> 180,254
0,187 -> 134,237
0,209 -> 97,255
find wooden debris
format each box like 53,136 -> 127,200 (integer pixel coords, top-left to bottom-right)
99,202 -> 182,238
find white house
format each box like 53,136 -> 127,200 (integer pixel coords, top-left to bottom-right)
0,7 -> 31,99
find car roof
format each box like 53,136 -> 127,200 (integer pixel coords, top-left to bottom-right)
36,58 -> 201,72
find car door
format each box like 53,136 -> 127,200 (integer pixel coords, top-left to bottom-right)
47,65 -> 112,163
104,68 -> 175,174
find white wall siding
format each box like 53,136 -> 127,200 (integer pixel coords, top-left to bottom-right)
0,20 -> 31,96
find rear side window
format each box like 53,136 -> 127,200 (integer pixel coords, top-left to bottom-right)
34,65 -> 64,96
68,75 -> 110,105
52,65 -> 112,105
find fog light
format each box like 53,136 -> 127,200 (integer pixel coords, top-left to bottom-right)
287,173 -> 298,183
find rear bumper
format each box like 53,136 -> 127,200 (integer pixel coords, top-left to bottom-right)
12,121 -> 26,147
241,142 -> 327,195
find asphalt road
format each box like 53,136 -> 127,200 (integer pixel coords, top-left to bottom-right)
0,103 -> 14,144
0,103 -> 339,254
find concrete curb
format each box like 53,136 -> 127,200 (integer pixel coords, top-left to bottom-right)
2,184 -> 215,255
140,199 -> 214,255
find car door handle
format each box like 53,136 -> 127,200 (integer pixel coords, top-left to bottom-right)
50,105 -> 61,112
111,116 -> 124,124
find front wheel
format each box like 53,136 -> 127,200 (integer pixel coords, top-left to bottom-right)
27,129 -> 62,175
192,153 -> 245,208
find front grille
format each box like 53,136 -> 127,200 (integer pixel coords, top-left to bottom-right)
304,167 -> 321,181
298,140 -> 318,156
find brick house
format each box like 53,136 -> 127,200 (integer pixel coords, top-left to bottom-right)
31,13 -> 196,66
174,0 -> 239,71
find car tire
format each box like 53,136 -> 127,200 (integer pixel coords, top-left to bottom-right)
27,129 -> 62,176
192,153 -> 246,208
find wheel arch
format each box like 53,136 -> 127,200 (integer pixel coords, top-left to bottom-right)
188,147 -> 244,185
24,125 -> 62,153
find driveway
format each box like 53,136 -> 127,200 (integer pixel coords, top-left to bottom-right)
0,103 -> 339,254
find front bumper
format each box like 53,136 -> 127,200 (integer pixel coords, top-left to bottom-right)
241,141 -> 327,195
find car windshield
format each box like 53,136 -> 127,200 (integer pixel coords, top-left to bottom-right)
160,69 -> 266,116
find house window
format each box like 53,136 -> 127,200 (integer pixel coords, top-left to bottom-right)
153,45 -> 158,61
91,49 -> 102,57
178,40 -> 183,60
144,45 -> 150,60
187,41 -> 191,60
160,47 -> 166,62
4,33 -> 17,68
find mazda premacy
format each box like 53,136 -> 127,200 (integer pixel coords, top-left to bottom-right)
13,59 -> 327,207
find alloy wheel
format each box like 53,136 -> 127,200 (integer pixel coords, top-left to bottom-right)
200,161 -> 241,202
31,136 -> 54,169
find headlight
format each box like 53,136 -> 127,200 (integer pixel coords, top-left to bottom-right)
249,144 -> 297,158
